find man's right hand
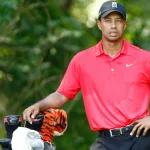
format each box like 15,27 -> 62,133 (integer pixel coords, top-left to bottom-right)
23,103 -> 40,124
23,92 -> 69,124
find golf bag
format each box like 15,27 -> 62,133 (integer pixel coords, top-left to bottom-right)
0,115 -> 56,150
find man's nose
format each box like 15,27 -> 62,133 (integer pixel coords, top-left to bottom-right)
111,21 -> 117,28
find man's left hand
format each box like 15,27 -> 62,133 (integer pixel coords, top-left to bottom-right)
130,115 -> 150,137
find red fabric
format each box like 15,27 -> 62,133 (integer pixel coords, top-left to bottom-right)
57,39 -> 150,131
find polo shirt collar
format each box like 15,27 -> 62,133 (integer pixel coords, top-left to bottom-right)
95,39 -> 131,56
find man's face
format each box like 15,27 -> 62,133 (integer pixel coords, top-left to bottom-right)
97,12 -> 127,42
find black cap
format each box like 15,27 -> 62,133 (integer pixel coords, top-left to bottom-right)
98,1 -> 126,20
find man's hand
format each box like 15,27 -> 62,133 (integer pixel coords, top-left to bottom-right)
23,92 -> 69,124
130,115 -> 150,137
23,103 -> 40,124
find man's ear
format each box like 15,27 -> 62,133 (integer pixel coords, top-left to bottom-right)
124,20 -> 128,30
97,20 -> 101,30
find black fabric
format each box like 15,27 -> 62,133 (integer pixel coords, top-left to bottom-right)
90,129 -> 150,150
98,1 -> 126,20
25,114 -> 44,131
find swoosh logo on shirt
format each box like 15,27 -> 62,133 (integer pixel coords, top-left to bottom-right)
126,64 -> 133,67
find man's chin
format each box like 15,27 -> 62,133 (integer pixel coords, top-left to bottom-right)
107,37 -> 122,42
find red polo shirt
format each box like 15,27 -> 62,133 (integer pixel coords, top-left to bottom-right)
57,39 -> 150,131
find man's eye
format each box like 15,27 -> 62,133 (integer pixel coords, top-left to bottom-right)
116,20 -> 122,23
105,19 -> 111,23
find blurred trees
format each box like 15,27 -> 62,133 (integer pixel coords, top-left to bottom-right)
0,0 -> 150,149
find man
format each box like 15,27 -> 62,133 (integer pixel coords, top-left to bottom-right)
23,1 -> 150,150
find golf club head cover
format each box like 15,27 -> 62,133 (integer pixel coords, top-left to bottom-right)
0,138 -> 11,150
25,114 -> 44,131
39,108 -> 68,143
4,115 -> 22,139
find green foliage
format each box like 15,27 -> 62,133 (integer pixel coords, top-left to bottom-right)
120,0 -> 150,50
0,0 -> 98,149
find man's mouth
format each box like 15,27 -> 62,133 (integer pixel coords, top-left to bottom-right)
109,32 -> 117,36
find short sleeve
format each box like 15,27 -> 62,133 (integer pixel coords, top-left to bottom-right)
146,59 -> 150,84
57,55 -> 81,100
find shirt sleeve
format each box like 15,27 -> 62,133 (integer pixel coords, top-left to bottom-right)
146,59 -> 150,84
57,55 -> 81,100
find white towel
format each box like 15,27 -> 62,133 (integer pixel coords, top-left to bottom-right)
11,127 -> 44,150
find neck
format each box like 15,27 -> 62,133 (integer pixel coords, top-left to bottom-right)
102,39 -> 124,57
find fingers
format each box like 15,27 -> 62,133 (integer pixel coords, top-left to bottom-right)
130,123 -> 149,137
130,123 -> 141,136
130,116 -> 150,137
23,108 -> 33,124
143,127 -> 149,136
31,109 -> 39,120
136,125 -> 144,137
23,105 -> 39,124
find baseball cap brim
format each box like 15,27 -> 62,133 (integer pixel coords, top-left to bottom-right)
100,10 -> 126,19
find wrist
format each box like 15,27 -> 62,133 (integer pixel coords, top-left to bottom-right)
34,102 -> 41,110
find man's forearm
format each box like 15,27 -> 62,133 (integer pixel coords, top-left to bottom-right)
35,92 -> 69,111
